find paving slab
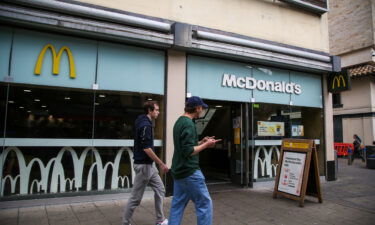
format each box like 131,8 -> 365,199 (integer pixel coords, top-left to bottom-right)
0,158 -> 374,225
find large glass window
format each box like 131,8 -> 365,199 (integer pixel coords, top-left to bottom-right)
1,83 -> 164,197
0,83 -> 7,138
250,103 -> 324,181
94,91 -> 164,139
252,103 -> 291,140
6,85 -> 94,138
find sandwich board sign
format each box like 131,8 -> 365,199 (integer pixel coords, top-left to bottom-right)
273,139 -> 322,207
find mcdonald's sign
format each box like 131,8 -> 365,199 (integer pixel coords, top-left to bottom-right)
34,44 -> 76,78
328,70 -> 350,93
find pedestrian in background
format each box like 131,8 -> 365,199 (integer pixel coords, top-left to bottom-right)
352,134 -> 365,162
123,101 -> 169,225
169,96 -> 221,225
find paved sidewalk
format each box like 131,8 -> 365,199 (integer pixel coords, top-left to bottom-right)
0,158 -> 374,225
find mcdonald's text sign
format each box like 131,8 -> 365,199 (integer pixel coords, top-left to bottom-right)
34,44 -> 76,78
328,70 -> 350,93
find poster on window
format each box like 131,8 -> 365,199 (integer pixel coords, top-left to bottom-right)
257,121 -> 284,136
292,125 -> 304,136
277,151 -> 306,196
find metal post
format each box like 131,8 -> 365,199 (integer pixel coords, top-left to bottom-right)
244,103 -> 250,187
240,104 -> 243,185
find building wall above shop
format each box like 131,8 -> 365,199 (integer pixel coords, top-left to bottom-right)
328,0 -> 374,57
333,76 -> 374,116
77,0 -> 330,53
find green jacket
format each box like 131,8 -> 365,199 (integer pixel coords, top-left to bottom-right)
171,116 -> 200,179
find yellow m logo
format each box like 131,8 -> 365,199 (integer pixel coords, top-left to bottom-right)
332,75 -> 346,89
34,44 -> 76,78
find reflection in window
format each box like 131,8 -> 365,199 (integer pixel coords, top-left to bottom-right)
1,85 -> 165,197
252,103 -> 291,140
6,85 -> 94,138
0,83 -> 7,138
94,91 -> 164,139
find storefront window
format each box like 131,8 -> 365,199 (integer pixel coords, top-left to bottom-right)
290,106 -> 325,174
1,84 -> 164,197
250,103 -> 324,181
6,85 -> 94,138
93,91 -> 164,140
0,83 -> 7,138
252,103 -> 291,140
250,103 -> 291,181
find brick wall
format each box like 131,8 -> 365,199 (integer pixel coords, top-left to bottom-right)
328,0 -> 374,55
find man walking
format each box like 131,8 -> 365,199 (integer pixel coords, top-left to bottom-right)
169,96 -> 220,225
123,101 -> 169,225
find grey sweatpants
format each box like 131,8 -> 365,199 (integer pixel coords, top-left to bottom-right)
122,163 -> 165,225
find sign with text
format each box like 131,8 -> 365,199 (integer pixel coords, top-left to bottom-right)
292,125 -> 304,137
278,151 -> 306,196
273,139 -> 322,207
258,121 -> 285,136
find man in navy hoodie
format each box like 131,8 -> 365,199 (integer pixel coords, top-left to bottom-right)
123,101 -> 169,225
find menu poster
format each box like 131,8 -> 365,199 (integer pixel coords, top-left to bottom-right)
258,121 -> 285,136
292,125 -> 304,137
278,151 -> 306,196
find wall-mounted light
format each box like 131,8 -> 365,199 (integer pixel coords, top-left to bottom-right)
34,99 -> 40,102
64,97 -> 70,100
23,89 -> 31,92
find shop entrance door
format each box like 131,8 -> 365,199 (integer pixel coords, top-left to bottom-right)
196,100 -> 250,187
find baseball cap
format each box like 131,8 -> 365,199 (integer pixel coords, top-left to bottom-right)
186,96 -> 208,109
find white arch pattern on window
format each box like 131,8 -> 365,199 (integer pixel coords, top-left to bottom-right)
0,146 -> 134,196
253,145 -> 280,179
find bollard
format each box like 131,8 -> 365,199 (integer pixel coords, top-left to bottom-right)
348,148 -> 353,165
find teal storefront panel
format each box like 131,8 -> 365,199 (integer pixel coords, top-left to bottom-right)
10,29 -> 97,89
291,71 -> 322,108
187,56 -> 252,102
96,42 -> 165,94
0,26 -> 13,78
252,66 -> 290,105
187,56 -> 322,108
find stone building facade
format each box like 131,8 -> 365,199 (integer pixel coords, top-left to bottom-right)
329,0 -> 375,145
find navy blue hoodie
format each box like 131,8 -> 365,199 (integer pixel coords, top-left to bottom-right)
133,114 -> 154,164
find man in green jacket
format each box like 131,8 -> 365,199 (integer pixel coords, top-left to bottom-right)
169,96 -> 220,225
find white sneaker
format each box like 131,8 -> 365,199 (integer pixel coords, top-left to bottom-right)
156,218 -> 168,225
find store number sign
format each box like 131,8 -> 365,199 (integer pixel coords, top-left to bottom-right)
277,151 -> 306,196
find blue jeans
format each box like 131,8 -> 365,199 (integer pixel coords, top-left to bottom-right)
169,170 -> 212,225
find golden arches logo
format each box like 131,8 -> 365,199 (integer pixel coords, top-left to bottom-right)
332,75 -> 346,89
34,44 -> 76,78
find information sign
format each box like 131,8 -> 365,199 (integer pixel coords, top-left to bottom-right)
273,139 -> 322,207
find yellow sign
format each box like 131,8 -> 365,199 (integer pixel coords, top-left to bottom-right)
234,128 -> 240,144
329,70 -> 350,93
34,44 -> 76,78
283,141 -> 310,150
331,75 -> 346,89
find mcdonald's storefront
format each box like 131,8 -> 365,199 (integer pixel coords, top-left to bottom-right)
0,26 -> 166,198
0,25 -> 335,198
